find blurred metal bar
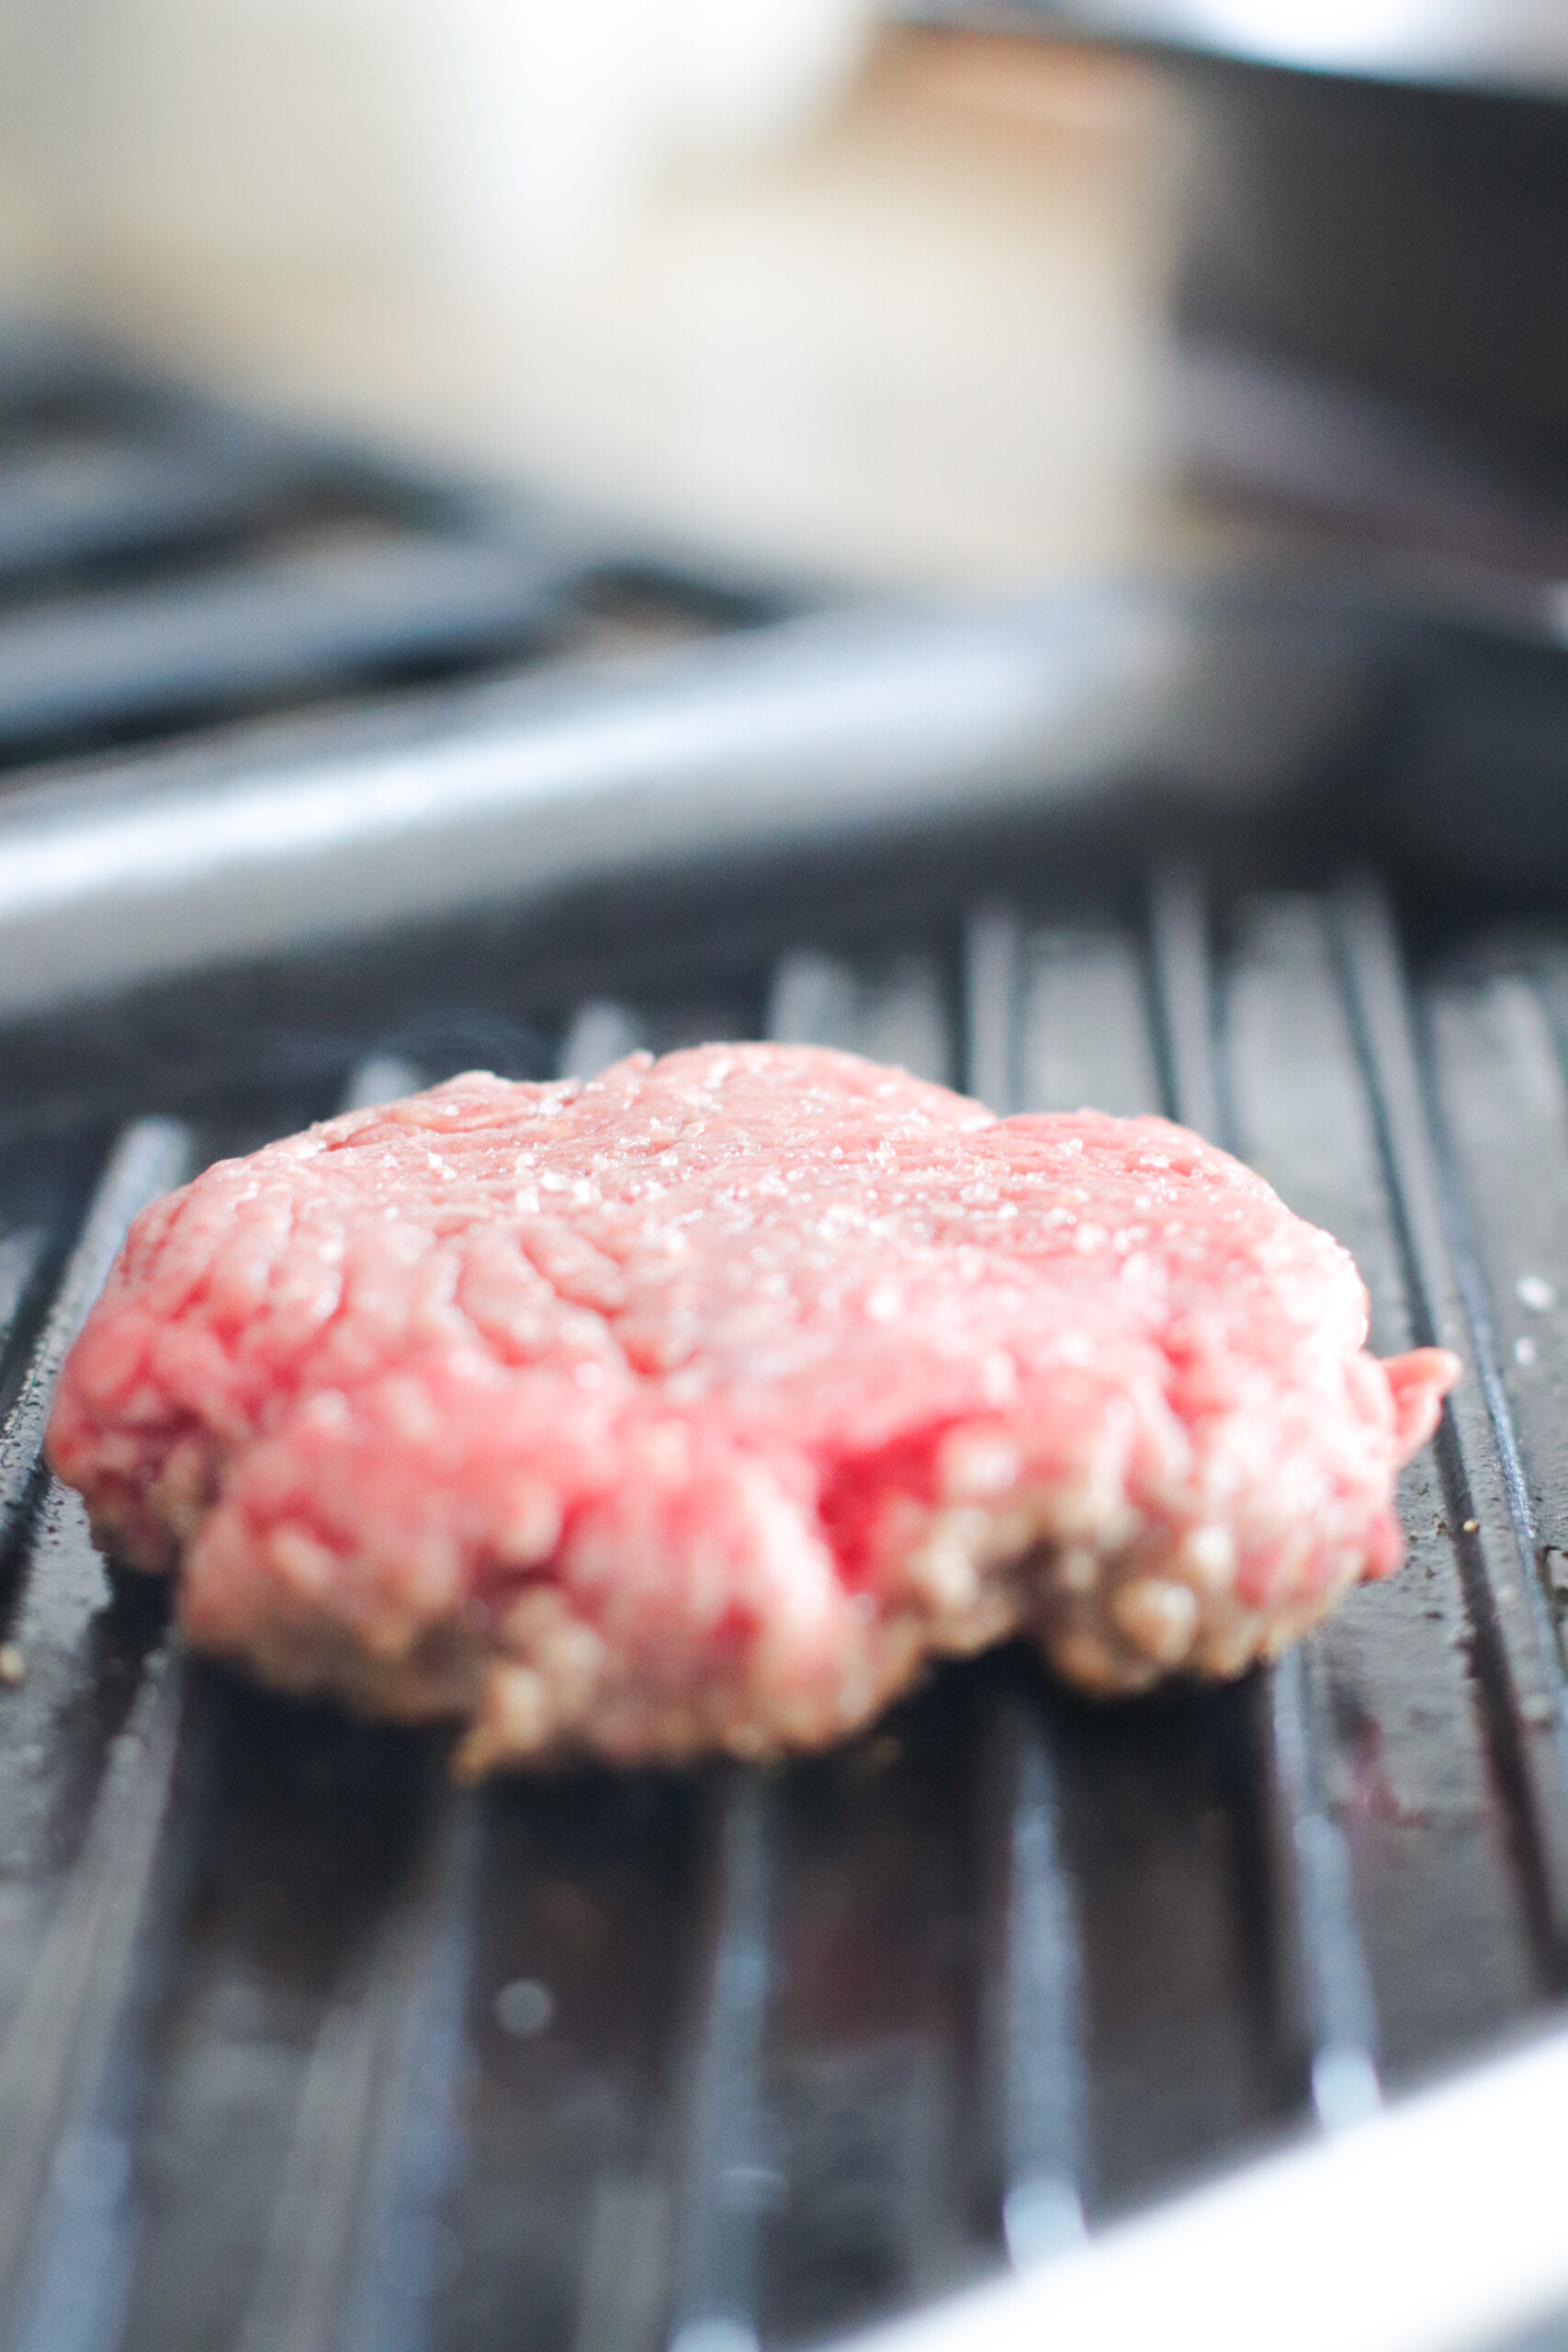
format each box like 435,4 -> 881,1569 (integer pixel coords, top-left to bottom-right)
0,587 -> 1375,1021
0,444 -> 317,586
0,538 -> 557,751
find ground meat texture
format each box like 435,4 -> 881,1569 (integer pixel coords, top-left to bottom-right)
47,1046 -> 1459,1773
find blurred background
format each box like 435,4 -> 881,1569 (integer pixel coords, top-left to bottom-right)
3,0 -> 1562,598
0,2 -> 1174,585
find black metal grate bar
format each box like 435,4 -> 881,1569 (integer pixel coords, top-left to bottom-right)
1260,1647 -> 1382,2126
234,1784 -> 483,2352
0,1645 -> 188,2350
0,1120 -> 192,1563
1336,884 -> 1568,1973
0,1065 -> 482,2352
1425,959 -> 1568,1568
1147,869 -> 1223,1148
209,1055 -> 485,2352
1195,892 -> 1395,2124
666,1770 -> 778,2352
1014,918 -> 1162,1123
570,2174 -> 675,2352
0,1115 -> 215,2352
0,1656 -> 196,2352
656,957 -> 912,2352
977,903 -> 1281,2211
962,907 -> 1091,2254
1148,878 -> 1385,2125
1224,893 -> 1533,2086
963,909 -> 1019,1121
768,950 -> 953,1088
773,946 -> 986,2322
978,1699 -> 1088,2267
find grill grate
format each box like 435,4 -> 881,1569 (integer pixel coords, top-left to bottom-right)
3,336 -> 1568,2349
1,874 -> 1566,2350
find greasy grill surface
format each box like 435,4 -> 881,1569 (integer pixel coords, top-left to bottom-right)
0,881 -> 1563,2352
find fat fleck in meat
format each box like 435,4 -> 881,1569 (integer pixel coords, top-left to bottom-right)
47,1046 -> 1459,1773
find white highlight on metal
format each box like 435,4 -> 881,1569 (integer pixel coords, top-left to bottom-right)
669,2323 -> 759,2352
1069,0 -> 1568,89
337,1056 -> 423,1114
1310,2045 -> 1382,2135
1174,0 -> 1471,72
842,2022 -> 1568,2352
558,1002 -> 646,1081
1001,2177 -> 1086,2270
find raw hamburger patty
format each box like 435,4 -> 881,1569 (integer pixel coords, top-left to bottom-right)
48,1046 -> 1458,1772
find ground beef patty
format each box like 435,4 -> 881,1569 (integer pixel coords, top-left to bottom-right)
48,1046 -> 1458,1773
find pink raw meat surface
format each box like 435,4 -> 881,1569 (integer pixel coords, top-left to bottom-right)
47,1045 -> 1458,1772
